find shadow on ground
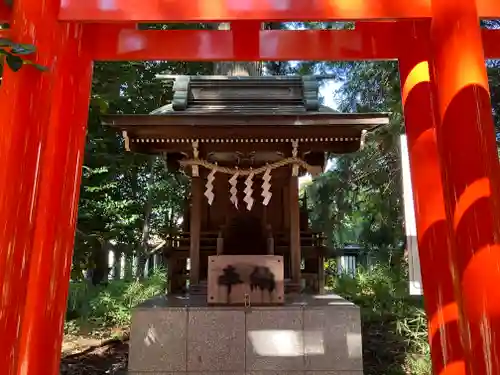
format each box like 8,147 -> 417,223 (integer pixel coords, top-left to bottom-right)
362,315 -> 416,375
60,340 -> 128,375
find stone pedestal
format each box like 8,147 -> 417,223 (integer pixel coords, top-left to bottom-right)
128,294 -> 363,375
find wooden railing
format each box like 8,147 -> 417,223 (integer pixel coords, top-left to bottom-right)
164,231 -> 219,252
164,230 -> 327,258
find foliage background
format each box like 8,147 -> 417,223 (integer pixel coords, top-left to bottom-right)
70,23 -> 500,375
4,20 -> 498,375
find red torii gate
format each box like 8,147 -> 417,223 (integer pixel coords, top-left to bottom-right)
1,1 -> 500,375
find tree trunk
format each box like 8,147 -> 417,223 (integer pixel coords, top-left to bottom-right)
77,229 -> 110,286
214,60 -> 262,76
90,240 -> 111,286
137,156 -> 155,279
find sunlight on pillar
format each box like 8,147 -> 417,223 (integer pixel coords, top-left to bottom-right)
428,302 -> 460,342
462,244 -> 500,320
328,0 -> 365,13
437,360 -> 467,375
432,25 -> 490,118
326,0 -> 431,18
410,129 -> 448,235
439,56 -> 489,118
199,0 -> 227,18
401,61 -> 430,105
453,178 -> 491,231
118,28 -> 146,54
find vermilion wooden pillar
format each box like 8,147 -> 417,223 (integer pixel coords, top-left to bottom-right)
430,1 -> 500,374
14,23 -> 93,375
0,0 -> 60,373
395,21 -> 466,375
0,2 -> 92,375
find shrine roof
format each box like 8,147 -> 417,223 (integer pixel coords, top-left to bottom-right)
146,75 -> 343,115
150,75 -> 332,115
103,75 -> 389,154
149,102 -> 340,115
104,75 -> 389,126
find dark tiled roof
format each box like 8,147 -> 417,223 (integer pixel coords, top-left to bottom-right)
149,75 -> 340,115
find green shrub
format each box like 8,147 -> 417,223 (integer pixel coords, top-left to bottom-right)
330,263 -> 431,375
65,268 -> 166,333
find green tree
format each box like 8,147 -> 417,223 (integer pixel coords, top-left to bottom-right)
75,59 -> 211,283
306,60 -> 405,259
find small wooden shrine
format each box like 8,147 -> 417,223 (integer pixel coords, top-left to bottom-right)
104,75 -> 389,302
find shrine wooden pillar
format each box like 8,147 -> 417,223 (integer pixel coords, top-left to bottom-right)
394,20 -> 466,375
189,177 -> 203,285
429,1 -> 500,373
317,255 -> 325,294
289,174 -> 302,286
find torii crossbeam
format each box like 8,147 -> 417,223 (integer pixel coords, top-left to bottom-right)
0,1 -> 500,375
